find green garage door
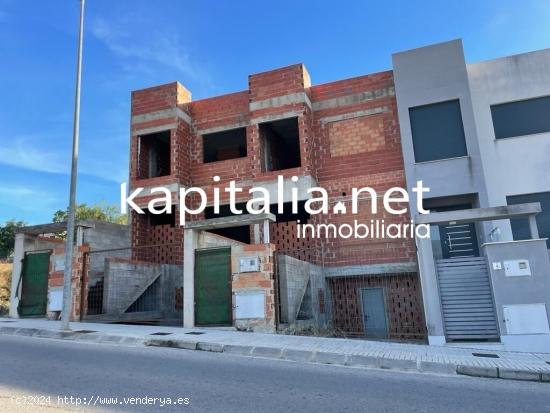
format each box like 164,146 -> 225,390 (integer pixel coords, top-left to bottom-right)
194,247 -> 232,326
19,252 -> 50,317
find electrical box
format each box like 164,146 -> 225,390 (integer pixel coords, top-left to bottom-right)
239,256 -> 260,273
503,304 -> 549,334
503,259 -> 531,277
235,292 -> 265,319
492,262 -> 502,270
48,288 -> 63,312
53,255 -> 65,272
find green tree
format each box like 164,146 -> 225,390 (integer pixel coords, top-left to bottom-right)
52,202 -> 127,225
0,220 -> 27,259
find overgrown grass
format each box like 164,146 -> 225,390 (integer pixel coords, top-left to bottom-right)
0,263 -> 12,316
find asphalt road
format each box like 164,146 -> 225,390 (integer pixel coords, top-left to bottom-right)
0,335 -> 548,413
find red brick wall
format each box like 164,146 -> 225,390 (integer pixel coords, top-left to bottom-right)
309,72 -> 416,264
128,67 -> 415,267
329,273 -> 426,340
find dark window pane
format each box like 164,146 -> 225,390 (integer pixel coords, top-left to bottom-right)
203,128 -> 247,163
409,100 -> 468,163
260,117 -> 301,171
491,96 -> 550,139
507,192 -> 550,248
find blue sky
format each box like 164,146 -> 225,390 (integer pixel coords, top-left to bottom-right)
0,0 -> 549,224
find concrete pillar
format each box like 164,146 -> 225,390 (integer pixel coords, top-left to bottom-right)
253,224 -> 260,244
416,235 -> 446,344
76,226 -> 84,246
183,228 -> 198,328
262,219 -> 270,244
528,215 -> 539,239
9,233 -> 26,318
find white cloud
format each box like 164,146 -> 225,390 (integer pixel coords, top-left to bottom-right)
0,137 -> 67,174
90,17 -> 204,81
0,184 -> 58,211
0,136 -> 126,183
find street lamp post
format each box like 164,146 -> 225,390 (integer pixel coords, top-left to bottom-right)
61,0 -> 85,331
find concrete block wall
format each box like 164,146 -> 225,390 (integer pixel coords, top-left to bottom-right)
102,258 -> 182,320
277,254 -> 310,323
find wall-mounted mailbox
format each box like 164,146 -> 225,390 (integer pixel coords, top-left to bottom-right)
239,256 -> 260,273
503,259 -> 531,277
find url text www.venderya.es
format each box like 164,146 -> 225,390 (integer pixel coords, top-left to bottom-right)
11,395 -> 190,408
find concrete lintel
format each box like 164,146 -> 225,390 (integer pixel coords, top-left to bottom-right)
131,183 -> 180,199
196,121 -> 250,136
481,238 -> 548,248
319,106 -> 389,124
324,262 -> 418,278
250,92 -> 311,112
133,123 -> 178,136
131,107 -> 192,126
250,111 -> 303,125
175,108 -> 192,125
416,203 -> 541,225
312,86 -> 395,111
185,213 -> 276,231
17,220 -> 96,235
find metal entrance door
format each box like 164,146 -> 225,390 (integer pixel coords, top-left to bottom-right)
436,257 -> 499,341
360,288 -> 389,339
18,252 -> 50,316
439,223 -> 479,259
194,247 -> 232,326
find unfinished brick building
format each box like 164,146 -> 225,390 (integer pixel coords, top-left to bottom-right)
129,64 -> 425,340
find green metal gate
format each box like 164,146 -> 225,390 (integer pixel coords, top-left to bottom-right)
18,252 -> 50,316
194,247 -> 232,326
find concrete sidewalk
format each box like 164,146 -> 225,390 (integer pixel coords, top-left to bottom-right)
1,317 -> 549,382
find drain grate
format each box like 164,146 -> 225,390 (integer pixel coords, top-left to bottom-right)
74,330 -> 97,334
150,332 -> 173,336
185,331 -> 205,335
472,352 -> 499,358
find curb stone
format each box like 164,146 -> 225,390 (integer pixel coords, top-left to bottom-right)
1,326 -> 548,383
197,342 -> 224,352
251,346 -> 282,358
0,327 -> 18,334
144,338 -> 197,350
418,360 -> 457,375
223,344 -> 253,355
281,348 -> 313,362
312,351 -> 347,365
347,354 -> 378,368
15,328 -> 39,337
457,365 -> 499,378
498,369 -> 542,381
379,357 -> 417,371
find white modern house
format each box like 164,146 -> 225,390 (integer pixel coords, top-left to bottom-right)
392,39 -> 550,352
